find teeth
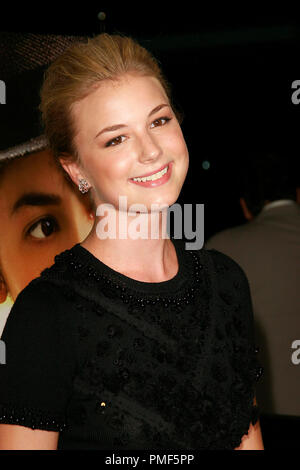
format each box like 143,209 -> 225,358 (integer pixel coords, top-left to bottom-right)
133,165 -> 168,182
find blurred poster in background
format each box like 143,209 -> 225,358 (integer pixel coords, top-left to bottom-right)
0,33 -> 95,336
0,299 -> 12,337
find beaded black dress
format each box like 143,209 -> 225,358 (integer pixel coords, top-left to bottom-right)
0,239 -> 263,450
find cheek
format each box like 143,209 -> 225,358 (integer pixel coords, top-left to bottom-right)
170,141 -> 189,176
0,247 -> 28,299
177,137 -> 189,168
167,132 -> 189,181
165,127 -> 188,157
91,153 -> 132,183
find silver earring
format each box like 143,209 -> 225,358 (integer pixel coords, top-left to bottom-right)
78,178 -> 90,194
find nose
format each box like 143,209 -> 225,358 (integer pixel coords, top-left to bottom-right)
138,131 -> 163,164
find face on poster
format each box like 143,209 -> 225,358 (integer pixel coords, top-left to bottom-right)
0,33 -> 96,334
0,30 -> 102,335
0,148 -> 95,334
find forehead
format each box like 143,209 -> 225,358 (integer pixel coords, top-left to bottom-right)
1,150 -> 57,184
0,150 -> 66,209
72,74 -> 169,127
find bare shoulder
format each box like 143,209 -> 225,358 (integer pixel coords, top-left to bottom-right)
0,423 -> 59,450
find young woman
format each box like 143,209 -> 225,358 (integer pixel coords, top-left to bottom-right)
0,34 -> 264,450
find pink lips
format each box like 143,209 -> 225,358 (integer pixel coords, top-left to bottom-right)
129,162 -> 172,188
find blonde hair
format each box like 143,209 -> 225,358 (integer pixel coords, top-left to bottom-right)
40,33 -> 182,166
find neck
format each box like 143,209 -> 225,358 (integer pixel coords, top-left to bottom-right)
80,209 -> 178,283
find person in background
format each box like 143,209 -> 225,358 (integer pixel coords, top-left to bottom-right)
0,33 -> 94,335
205,148 -> 300,448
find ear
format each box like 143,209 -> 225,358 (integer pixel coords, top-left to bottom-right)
239,197 -> 254,221
0,274 -> 8,304
59,155 -> 90,188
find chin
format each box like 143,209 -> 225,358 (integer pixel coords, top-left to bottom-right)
147,193 -> 181,211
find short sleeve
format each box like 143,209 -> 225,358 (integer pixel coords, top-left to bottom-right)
207,249 -> 263,446
0,279 -> 77,432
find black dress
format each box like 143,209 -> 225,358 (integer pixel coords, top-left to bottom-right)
0,239 -> 262,449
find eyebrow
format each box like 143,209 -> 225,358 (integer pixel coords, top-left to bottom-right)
11,192 -> 62,216
94,103 -> 170,139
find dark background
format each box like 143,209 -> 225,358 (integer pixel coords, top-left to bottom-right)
1,6 -> 300,240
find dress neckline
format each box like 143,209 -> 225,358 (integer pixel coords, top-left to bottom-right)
71,238 -> 192,295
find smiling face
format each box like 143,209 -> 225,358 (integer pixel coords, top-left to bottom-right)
65,73 -> 189,213
0,149 -> 94,302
